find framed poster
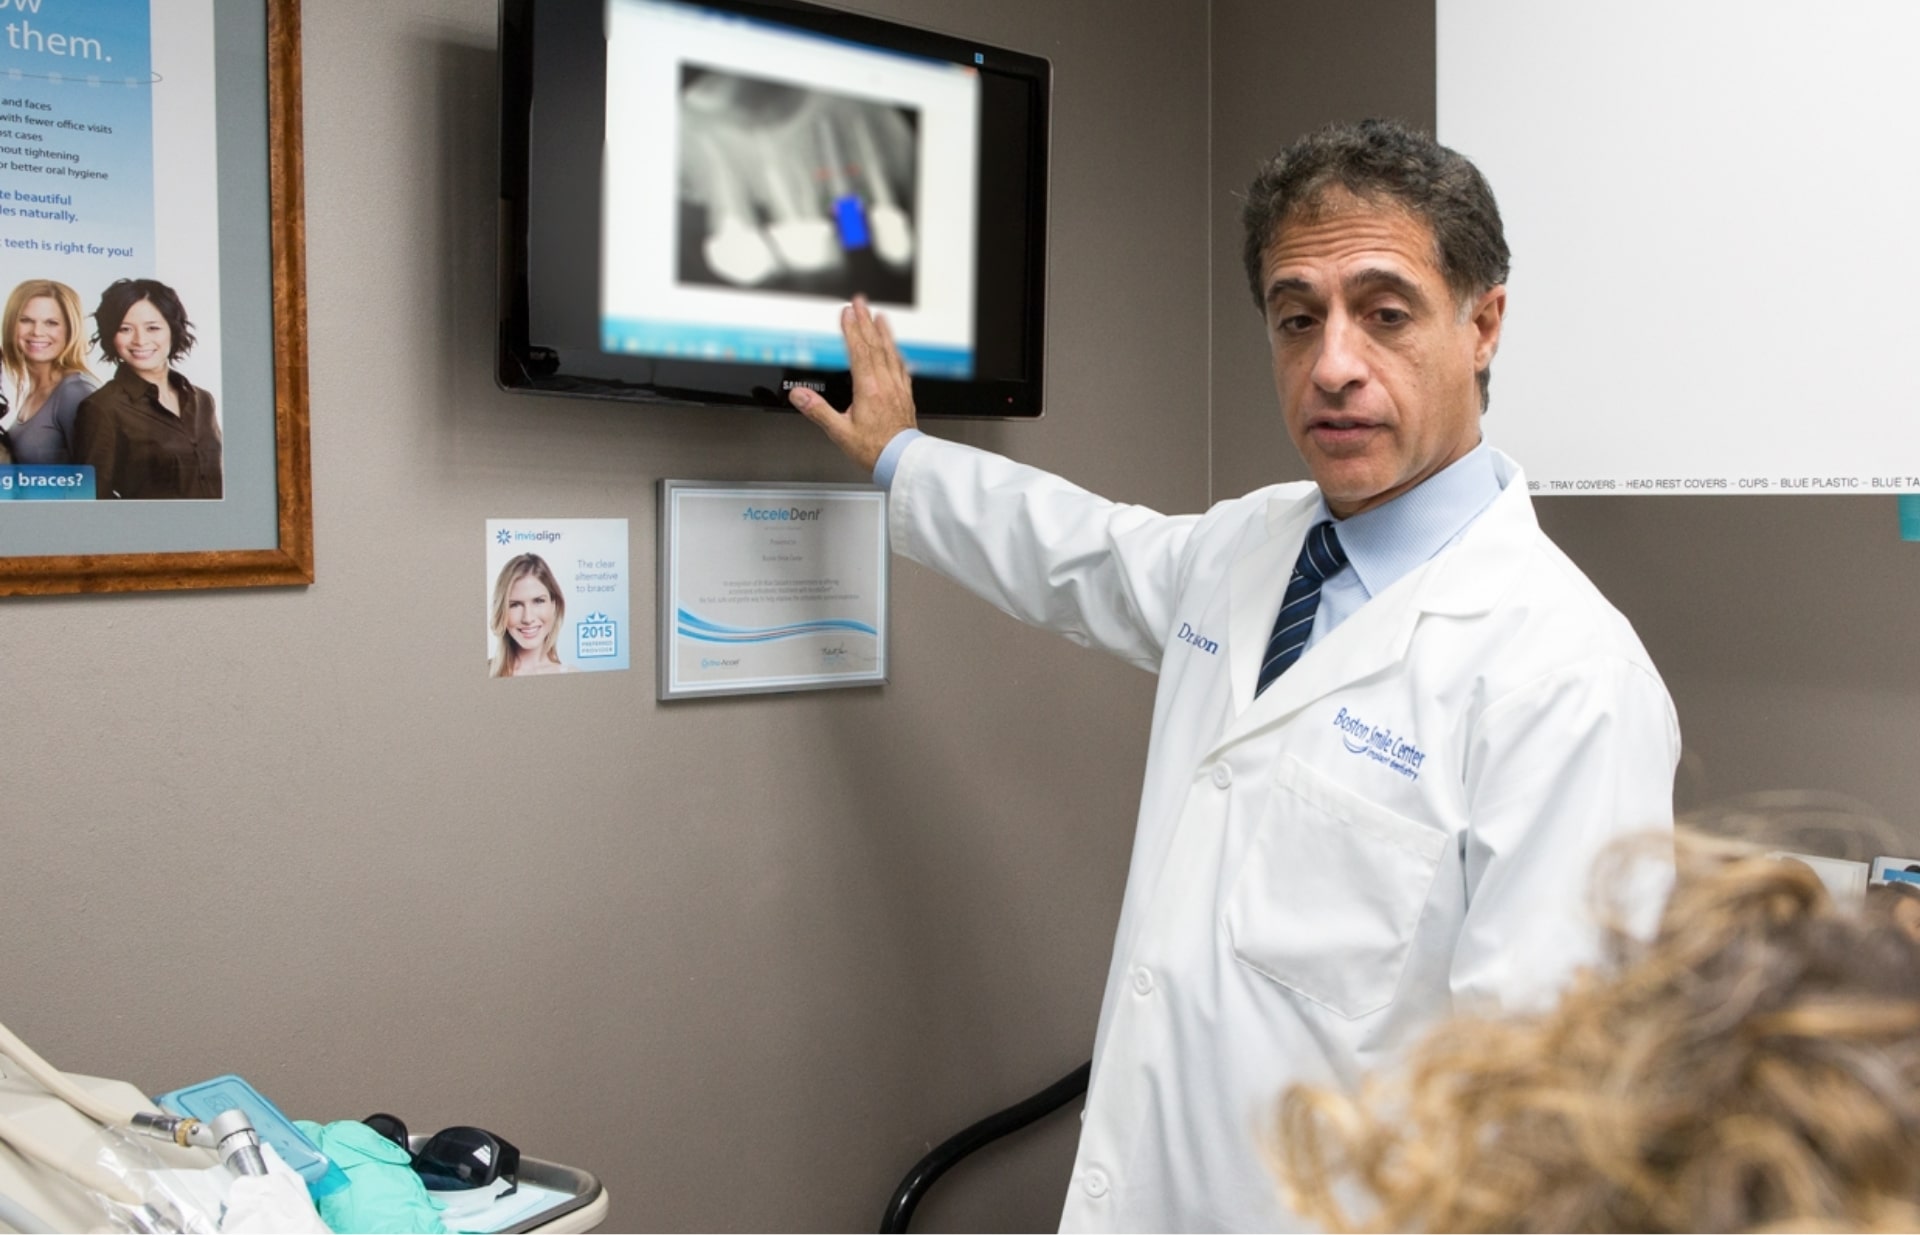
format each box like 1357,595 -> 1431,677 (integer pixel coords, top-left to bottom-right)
0,0 -> 311,594
659,480 -> 887,699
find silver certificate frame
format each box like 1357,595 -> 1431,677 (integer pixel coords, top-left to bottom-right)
658,479 -> 889,699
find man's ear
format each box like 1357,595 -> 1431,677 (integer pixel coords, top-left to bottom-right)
1471,284 -> 1506,372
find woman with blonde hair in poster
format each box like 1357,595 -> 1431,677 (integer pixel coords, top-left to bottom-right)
1,278 -> 95,464
489,553 -> 573,677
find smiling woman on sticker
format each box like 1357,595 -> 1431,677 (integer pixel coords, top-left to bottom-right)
489,553 -> 573,677
71,278 -> 222,500
0,278 -> 96,465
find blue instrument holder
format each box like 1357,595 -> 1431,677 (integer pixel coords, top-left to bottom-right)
153,1073 -> 343,1194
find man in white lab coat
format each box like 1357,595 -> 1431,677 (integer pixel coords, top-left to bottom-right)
790,119 -> 1679,1232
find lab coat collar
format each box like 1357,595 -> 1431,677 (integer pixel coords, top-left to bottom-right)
1410,448 -> 1535,618
1221,449 -> 1537,739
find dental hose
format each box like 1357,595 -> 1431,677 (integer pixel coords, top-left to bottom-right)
0,1020 -> 146,1129
0,1014 -> 268,1214
0,1111 -> 143,1207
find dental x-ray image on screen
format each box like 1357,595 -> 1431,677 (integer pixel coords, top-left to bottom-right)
678,66 -> 920,307
591,0 -> 1003,387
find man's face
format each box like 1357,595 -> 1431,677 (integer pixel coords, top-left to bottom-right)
1260,192 -> 1505,518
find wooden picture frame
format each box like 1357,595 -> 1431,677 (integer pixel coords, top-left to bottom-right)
0,0 -> 311,596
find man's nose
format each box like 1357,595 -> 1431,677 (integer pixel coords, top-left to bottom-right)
1311,312 -> 1368,393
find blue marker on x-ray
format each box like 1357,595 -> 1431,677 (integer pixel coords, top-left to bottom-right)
834,194 -> 871,249
818,116 -> 870,250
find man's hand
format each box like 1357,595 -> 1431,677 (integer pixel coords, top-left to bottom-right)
788,295 -> 917,472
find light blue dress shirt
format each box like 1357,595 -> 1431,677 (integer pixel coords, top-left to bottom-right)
872,427 -> 924,490
873,428 -> 1504,655
1305,441 -> 1503,652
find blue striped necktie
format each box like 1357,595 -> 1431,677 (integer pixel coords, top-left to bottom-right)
1255,521 -> 1348,697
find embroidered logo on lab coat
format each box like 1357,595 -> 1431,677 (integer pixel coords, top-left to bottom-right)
1332,706 -> 1426,782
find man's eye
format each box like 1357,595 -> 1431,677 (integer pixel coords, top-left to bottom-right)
1373,308 -> 1410,326
1276,315 -> 1315,335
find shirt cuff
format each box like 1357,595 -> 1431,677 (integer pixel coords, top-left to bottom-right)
871,428 -> 924,489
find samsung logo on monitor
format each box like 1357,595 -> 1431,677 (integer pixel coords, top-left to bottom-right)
781,379 -> 825,393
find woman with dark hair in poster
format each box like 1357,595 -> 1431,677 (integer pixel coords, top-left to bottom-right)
1,279 -> 97,465
73,277 -> 222,500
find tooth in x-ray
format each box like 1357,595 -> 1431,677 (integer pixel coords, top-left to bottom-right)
849,110 -> 913,268
758,128 -> 839,273
695,133 -> 779,285
817,112 -> 871,252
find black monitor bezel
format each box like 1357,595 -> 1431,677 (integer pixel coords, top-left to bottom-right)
497,0 -> 1051,417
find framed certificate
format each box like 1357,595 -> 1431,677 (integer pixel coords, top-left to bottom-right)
658,480 -> 888,699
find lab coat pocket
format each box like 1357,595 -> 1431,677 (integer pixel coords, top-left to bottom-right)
1225,755 -> 1447,1019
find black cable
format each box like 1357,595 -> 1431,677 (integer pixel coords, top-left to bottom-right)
879,1060 -> 1091,1234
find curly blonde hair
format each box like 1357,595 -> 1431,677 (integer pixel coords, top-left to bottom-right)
1275,835 -> 1920,1233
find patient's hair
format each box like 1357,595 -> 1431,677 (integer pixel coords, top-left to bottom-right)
1275,835 -> 1920,1233
1867,878 -> 1920,945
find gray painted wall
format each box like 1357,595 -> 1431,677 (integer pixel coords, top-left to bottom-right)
0,2 -> 1206,1230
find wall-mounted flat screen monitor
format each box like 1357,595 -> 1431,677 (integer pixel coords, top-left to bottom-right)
498,0 -> 1051,416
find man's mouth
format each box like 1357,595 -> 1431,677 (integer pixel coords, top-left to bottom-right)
1309,416 -> 1382,436
1303,415 -> 1389,459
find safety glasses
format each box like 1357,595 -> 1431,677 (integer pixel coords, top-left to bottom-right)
362,1112 -> 520,1198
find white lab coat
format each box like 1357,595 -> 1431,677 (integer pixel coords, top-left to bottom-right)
887,436 -> 1680,1232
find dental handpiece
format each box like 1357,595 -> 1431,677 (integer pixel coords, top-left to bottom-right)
130,1109 -> 268,1177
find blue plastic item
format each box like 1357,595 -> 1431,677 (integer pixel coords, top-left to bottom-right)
153,1073 -> 341,1194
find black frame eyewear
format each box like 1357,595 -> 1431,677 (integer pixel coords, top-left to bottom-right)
363,1112 -> 521,1198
